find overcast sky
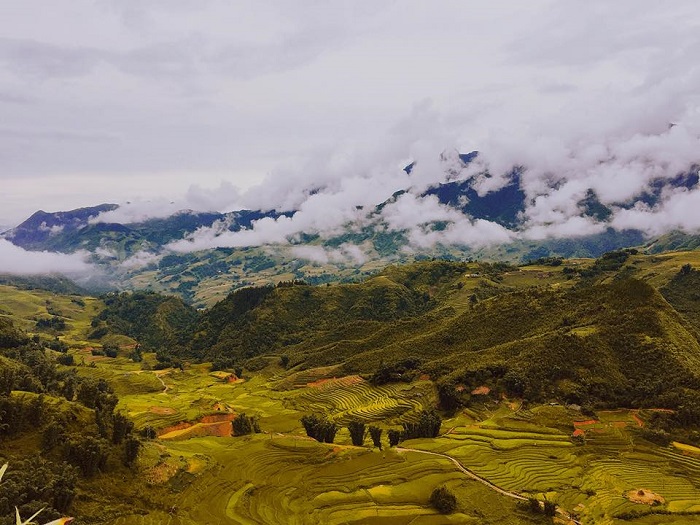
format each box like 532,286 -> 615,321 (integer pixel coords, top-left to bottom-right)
2,0 -> 700,230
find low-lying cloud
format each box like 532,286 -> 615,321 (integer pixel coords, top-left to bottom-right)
0,239 -> 92,275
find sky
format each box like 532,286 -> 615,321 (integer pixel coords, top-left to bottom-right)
1,1 -> 700,257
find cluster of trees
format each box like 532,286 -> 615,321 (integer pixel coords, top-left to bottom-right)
232,413 -> 260,436
300,414 -> 338,443
518,497 -> 557,517
430,486 -> 457,514
0,457 -> 77,523
371,357 -> 421,385
300,410 -> 442,447
90,291 -> 198,354
400,410 -> 442,440
35,316 -> 66,331
0,317 -> 142,524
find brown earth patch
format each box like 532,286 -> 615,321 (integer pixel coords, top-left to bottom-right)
471,386 -> 490,395
574,419 -> 598,427
158,413 -> 237,439
307,375 -> 364,389
632,413 -> 644,427
200,413 -> 236,424
149,406 -> 176,415
625,489 -> 665,505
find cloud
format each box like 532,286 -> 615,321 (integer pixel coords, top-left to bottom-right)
119,250 -> 162,270
290,243 -> 369,265
0,240 -> 92,275
611,187 -> 700,236
2,0 -> 700,246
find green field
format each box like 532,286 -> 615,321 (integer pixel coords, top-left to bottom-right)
62,350 -> 700,525
6,251 -> 700,524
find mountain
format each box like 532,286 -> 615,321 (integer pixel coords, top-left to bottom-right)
3,207 -> 289,255
69,249 -> 700,414
4,251 -> 700,524
3,203 -> 119,250
3,154 -> 699,305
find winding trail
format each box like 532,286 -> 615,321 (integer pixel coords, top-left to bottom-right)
395,446 -> 582,524
154,372 -> 169,393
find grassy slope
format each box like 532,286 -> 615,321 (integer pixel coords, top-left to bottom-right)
0,284 -> 102,347
4,251 -> 700,524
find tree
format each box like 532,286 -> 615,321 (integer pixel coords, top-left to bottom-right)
430,486 -> 457,514
387,429 -> 401,447
232,413 -> 261,436
103,344 -> 119,358
140,425 -> 157,439
41,420 -> 65,452
112,412 -> 134,444
65,436 -> 109,477
369,426 -> 382,450
543,499 -> 557,517
437,381 -> 462,412
123,436 -> 141,466
402,409 -> 442,439
300,414 -> 338,443
347,421 -> 365,446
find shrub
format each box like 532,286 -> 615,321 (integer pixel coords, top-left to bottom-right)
232,413 -> 261,436
387,429 -> 402,447
369,426 -> 382,449
300,414 -> 338,443
430,486 -> 457,514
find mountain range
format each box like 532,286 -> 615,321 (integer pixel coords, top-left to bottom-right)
3,152 -> 699,306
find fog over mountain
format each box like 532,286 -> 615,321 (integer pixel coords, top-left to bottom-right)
2,1 -> 700,276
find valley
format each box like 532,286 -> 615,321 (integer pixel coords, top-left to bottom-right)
3,250 -> 700,524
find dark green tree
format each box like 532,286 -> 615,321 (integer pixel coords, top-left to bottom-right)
123,436 -> 141,466
430,486 -> 457,514
387,429 -> 401,447
232,413 -> 261,436
369,426 -> 382,449
347,421 -> 366,446
112,412 -> 134,444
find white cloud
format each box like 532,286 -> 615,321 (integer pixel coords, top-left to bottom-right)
0,239 -> 92,275
120,250 -> 162,270
2,0 -> 700,247
290,243 -> 370,265
611,188 -> 700,236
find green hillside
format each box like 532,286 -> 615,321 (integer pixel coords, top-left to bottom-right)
3,250 -> 700,524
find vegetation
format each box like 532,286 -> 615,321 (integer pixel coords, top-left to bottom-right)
429,486 -> 457,514
347,421 -> 366,446
3,250 -> 700,523
231,413 -> 261,436
300,414 -> 339,443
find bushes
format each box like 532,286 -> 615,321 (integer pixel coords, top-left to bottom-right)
232,413 -> 261,436
371,357 -> 421,385
369,426 -> 382,449
64,435 -> 109,477
402,410 -> 442,440
430,486 -> 457,514
300,414 -> 338,443
347,421 -> 366,446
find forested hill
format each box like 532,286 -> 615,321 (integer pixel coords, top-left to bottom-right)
84,250 -> 700,416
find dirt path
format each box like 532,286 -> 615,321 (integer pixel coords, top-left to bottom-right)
154,372 -> 168,393
395,446 -> 581,524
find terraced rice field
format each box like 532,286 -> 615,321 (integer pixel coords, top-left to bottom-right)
286,376 -> 434,424
74,353 -> 700,524
116,435 -> 534,525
